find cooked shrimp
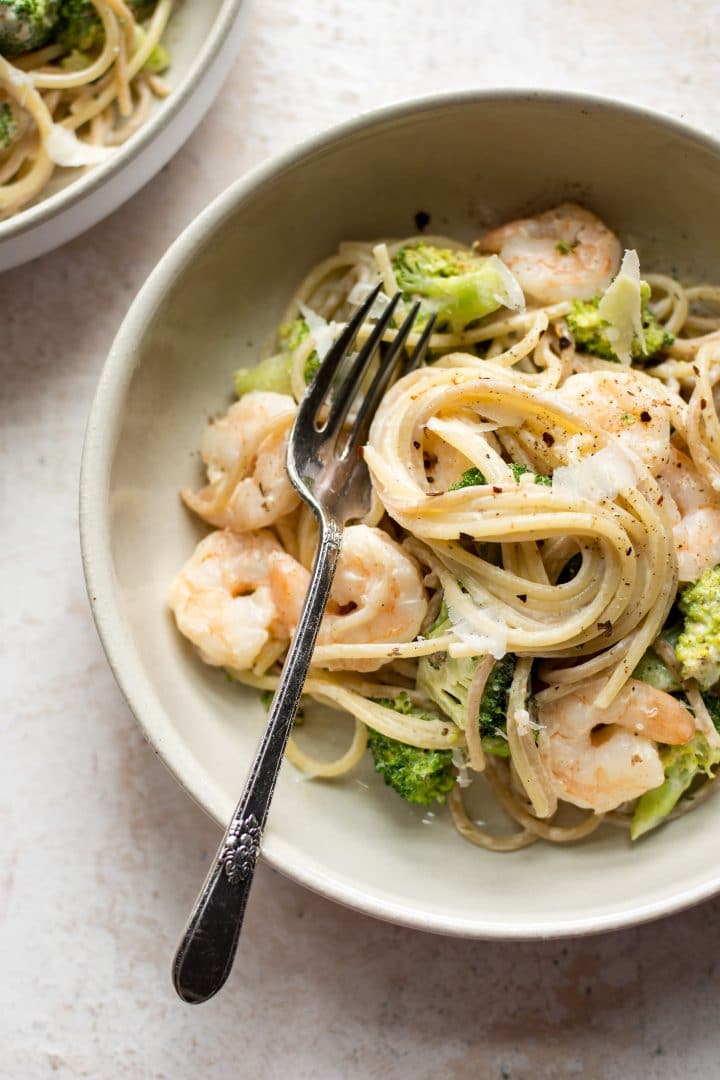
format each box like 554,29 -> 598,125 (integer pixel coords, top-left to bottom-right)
268,524 -> 428,672
656,447 -> 720,581
478,203 -> 621,305
182,391 -> 300,532
537,677 -> 695,812
556,370 -> 673,472
168,529 -> 288,670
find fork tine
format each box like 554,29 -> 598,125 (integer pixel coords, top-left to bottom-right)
343,300 -> 421,456
401,312 -> 436,374
320,291 -> 403,438
299,282 -> 383,419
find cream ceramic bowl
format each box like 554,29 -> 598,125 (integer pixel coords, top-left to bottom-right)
80,90 -> 720,938
0,0 -> 249,272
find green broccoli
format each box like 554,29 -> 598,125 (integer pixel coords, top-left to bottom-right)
367,693 -> 455,805
417,605 -> 515,756
234,318 -> 320,397
567,282 -> 673,362
234,351 -> 293,397
676,565 -> 720,690
0,100 -> 17,150
632,649 -> 681,693
631,734 -> 720,839
59,0 -> 154,52
392,243 -> 521,332
143,39 -> 170,74
279,318 -> 320,383
0,0 -> 60,55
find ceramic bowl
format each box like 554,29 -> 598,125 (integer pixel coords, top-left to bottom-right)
80,90 -> 720,937
0,0 -> 249,272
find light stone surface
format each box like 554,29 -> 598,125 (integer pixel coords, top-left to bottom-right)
3,1 -> 720,1077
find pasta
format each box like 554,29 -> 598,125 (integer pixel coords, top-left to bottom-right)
0,0 -> 173,218
169,202 -> 720,851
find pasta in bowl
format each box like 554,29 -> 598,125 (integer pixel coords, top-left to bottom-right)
168,203 -> 720,853
0,0 -> 247,269
81,91 -> 720,936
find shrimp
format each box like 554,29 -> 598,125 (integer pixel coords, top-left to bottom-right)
478,203 -> 621,305
168,529 -> 288,670
556,370 -> 673,472
537,677 -> 696,812
656,447 -> 720,582
182,391 -> 300,532
268,524 -> 428,672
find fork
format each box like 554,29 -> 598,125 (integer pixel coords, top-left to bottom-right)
172,286 -> 434,1003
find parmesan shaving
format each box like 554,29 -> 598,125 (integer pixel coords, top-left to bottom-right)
514,708 -> 544,737
491,254 -> 526,311
446,598 -> 508,660
598,249 -> 645,365
298,303 -> 340,361
45,125 -> 114,167
552,443 -> 640,502
347,281 -> 391,318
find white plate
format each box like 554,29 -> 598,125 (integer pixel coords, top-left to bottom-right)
0,0 -> 249,272
80,89 -> 720,938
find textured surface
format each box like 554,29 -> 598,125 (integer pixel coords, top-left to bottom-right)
2,1 -> 720,1077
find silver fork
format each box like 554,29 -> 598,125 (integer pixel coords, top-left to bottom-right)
172,286 -> 435,1004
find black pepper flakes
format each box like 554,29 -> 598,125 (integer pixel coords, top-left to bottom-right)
639,410 -> 652,423
542,432 -> 555,446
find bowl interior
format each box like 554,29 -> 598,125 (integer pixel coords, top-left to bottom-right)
85,93 -> 720,936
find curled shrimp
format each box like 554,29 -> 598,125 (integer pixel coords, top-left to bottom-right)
556,370 -> 674,472
182,391 -> 300,532
656,447 -> 720,582
168,529 -> 288,670
537,677 -> 695,813
478,203 -> 621,305
269,524 -> 428,672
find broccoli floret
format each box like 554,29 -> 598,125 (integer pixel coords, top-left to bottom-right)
417,605 -> 515,756
631,734 -> 720,839
0,0 -> 59,55
477,653 -> 515,756
676,566 -> 720,690
59,0 -> 154,52
366,693 -> 455,805
632,650 -> 681,693
278,319 -> 320,383
567,282 -> 673,362
392,243 -> 521,332
234,351 -> 293,396
233,318 -> 319,396
143,39 -> 170,74
57,0 -> 101,50
0,100 -> 17,150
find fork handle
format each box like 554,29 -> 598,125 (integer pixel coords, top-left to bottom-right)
172,519 -> 343,1004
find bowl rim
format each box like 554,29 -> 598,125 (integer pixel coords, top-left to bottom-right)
80,86 -> 720,939
0,0 -> 247,246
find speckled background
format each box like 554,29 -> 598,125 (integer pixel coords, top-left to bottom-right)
3,1 -> 720,1076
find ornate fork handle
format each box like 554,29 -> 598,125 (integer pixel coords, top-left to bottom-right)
172,519 -> 342,1004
